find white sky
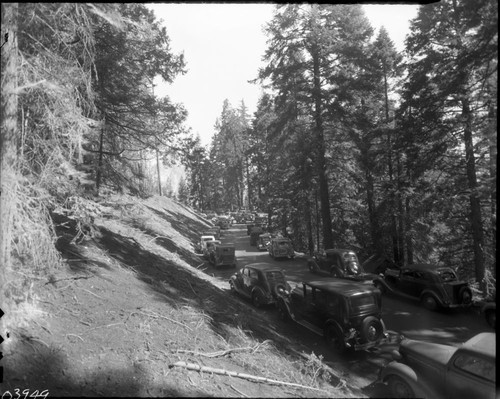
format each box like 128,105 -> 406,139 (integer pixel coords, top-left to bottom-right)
147,3 -> 420,147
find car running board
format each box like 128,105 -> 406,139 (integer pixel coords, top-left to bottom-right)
293,318 -> 324,337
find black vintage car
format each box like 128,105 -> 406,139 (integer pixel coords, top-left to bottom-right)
308,249 -> 376,282
249,226 -> 264,246
373,263 -> 473,311
229,263 -> 291,308
276,278 -> 389,354
380,332 -> 496,399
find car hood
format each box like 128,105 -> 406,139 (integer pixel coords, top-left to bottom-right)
401,338 -> 457,367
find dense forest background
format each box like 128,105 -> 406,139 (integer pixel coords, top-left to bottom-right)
1,2 -> 497,321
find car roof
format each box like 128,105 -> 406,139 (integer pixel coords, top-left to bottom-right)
403,263 -> 453,272
325,248 -> 356,254
304,279 -> 378,296
463,333 -> 496,358
245,262 -> 283,272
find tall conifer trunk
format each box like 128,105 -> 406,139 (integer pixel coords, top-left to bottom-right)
311,48 -> 333,249
462,98 -> 485,290
1,3 -> 19,277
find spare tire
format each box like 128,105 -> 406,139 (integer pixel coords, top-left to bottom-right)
272,283 -> 287,298
459,286 -> 472,305
361,316 -> 384,342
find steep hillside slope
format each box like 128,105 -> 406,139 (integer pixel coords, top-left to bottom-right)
1,195 -> 361,397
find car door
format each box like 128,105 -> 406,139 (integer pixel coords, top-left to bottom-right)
397,269 -> 419,297
318,252 -> 334,272
243,267 -> 259,297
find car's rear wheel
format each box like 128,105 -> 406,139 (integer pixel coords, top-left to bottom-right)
421,294 -> 438,311
324,325 -> 346,354
387,375 -> 416,398
308,263 -> 315,273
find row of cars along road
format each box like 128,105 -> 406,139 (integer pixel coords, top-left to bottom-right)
195,217 -> 496,399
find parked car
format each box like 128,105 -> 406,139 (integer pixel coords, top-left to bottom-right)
379,332 -> 496,399
217,217 -> 230,230
362,253 -> 399,275
202,228 -> 220,240
268,238 -> 295,259
196,235 -> 215,254
246,223 -> 262,235
203,239 -> 221,260
308,249 -> 377,282
373,263 -> 473,311
250,227 -> 264,246
257,233 -> 272,251
209,244 -> 237,269
276,279 -> 389,354
229,263 -> 291,308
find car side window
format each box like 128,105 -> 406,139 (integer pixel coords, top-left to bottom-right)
453,354 -> 495,382
312,289 -> 328,306
413,271 -> 424,280
402,270 -> 414,278
248,269 -> 258,280
242,268 -> 249,277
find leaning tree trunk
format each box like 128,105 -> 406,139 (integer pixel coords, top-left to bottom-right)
462,97 -> 485,290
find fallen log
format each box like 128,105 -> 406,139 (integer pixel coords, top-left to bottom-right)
169,361 -> 332,393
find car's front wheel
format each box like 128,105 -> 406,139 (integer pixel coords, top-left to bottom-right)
252,292 -> 262,308
421,294 -> 438,311
324,325 -> 346,354
386,375 -> 416,398
308,262 -> 315,273
330,268 -> 343,278
374,280 -> 386,294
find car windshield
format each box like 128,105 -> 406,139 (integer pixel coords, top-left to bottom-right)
278,242 -> 289,246
438,269 -> 457,282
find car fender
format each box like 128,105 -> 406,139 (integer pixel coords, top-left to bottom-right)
251,286 -> 269,301
373,277 -> 394,292
277,296 -> 293,318
381,361 -> 438,399
419,289 -> 445,307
